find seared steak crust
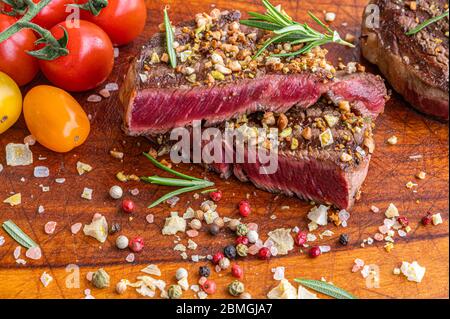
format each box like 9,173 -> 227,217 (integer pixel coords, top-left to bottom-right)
120,10 -> 387,135
362,0 -> 449,120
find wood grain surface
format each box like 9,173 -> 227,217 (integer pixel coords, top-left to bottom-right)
0,0 -> 448,299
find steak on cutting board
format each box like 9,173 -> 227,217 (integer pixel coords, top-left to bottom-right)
152,96 -> 384,210
120,9 -> 387,135
362,0 -> 449,120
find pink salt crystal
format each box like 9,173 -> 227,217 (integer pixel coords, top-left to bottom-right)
44,221 -> 57,235
247,223 -> 258,231
352,264 -> 361,273
198,276 -> 207,285
371,205 -> 380,213
126,253 -> 135,263
71,223 -> 82,235
374,233 -> 384,241
146,214 -> 154,224
86,272 -> 94,281
378,225 -> 389,234
186,229 -> 199,238
248,244 -> 260,255
26,246 -> 42,260
215,265 -> 221,273
93,213 -> 102,221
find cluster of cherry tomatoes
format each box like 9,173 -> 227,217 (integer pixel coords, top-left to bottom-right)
0,0 -> 147,91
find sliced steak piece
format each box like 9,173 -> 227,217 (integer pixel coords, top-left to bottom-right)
152,97 -> 384,210
120,9 -> 387,135
362,0 -> 449,120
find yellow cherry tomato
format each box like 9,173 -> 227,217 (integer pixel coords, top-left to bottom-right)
23,85 -> 90,153
0,71 -> 22,134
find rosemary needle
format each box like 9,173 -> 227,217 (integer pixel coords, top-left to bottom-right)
148,183 -> 214,208
164,6 -> 177,68
406,9 -> 449,36
294,278 -> 357,299
2,220 -> 38,249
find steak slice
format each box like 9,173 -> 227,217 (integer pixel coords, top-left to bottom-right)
120,9 -> 387,135
362,0 -> 449,120
152,97 -> 383,210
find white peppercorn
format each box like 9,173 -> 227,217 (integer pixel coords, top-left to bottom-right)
109,185 -> 123,199
228,219 -> 240,231
189,219 -> 202,230
175,267 -> 188,280
247,230 -> 259,243
219,257 -> 230,270
116,280 -> 127,294
116,235 -> 129,250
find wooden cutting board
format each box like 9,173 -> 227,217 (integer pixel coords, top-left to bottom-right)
0,0 -> 448,299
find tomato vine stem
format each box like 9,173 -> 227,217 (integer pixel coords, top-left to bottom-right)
74,0 -> 108,16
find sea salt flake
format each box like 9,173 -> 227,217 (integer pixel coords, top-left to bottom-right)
298,285 -> 319,299
308,221 -> 318,232
83,215 -> 108,243
267,228 -> 294,255
306,233 -> 317,242
162,214 -> 186,235
187,239 -> 198,250
99,89 -> 110,98
141,264 -> 161,276
307,205 -> 329,226
272,266 -> 285,281
76,161 -> 92,175
361,265 -> 370,278
3,193 -> 21,206
338,209 -> 350,222
400,261 -> 426,283
34,166 -> 49,178
16,258 -> 27,265
432,213 -> 443,225
81,187 -> 93,200
166,196 -> 180,207
267,279 -> 297,299
385,203 -> 399,218
398,229 -> 407,237
6,143 -> 33,166
40,272 -> 53,287
174,244 -> 186,252
319,245 -> 331,253
183,207 -> 195,219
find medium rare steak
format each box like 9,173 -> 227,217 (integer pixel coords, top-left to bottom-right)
120,9 -> 387,135
362,0 -> 449,120
152,96 -> 385,210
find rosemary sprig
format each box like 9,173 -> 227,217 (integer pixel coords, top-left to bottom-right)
240,0 -> 354,59
141,153 -> 214,208
2,220 -> 38,249
294,278 -> 357,299
163,6 -> 177,68
406,9 -> 449,36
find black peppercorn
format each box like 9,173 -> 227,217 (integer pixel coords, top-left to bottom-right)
109,222 -> 121,234
209,224 -> 220,236
224,245 -> 237,259
339,233 -> 349,246
199,266 -> 211,277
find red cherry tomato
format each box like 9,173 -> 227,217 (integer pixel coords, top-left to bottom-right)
0,14 -> 39,86
33,0 -> 76,29
80,0 -> 147,46
38,20 -> 114,92
2,0 -> 74,29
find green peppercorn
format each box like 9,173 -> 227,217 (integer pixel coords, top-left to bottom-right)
92,268 -> 110,289
236,243 -> 248,257
228,280 -> 245,296
236,223 -> 248,237
168,284 -> 183,299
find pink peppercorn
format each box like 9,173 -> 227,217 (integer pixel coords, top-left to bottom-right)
122,199 -> 135,213
258,247 -> 271,260
236,236 -> 249,245
129,237 -> 144,253
202,280 -> 217,294
210,191 -> 222,202
422,212 -> 433,225
309,246 -> 321,258
239,200 -> 251,217
397,216 -> 409,227
231,264 -> 243,279
294,232 -> 307,246
212,252 -> 224,264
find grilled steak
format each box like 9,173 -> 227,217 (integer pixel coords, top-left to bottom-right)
362,0 -> 449,120
153,96 -> 384,210
120,9 -> 387,135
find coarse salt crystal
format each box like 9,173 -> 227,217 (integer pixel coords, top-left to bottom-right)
26,246 -> 42,260
398,229 -> 407,237
6,143 -> 33,166
71,223 -> 82,234
44,221 -> 57,235
370,205 -> 380,213
24,135 -> 36,145
13,246 -> 21,259
432,213 -> 443,225
34,166 -> 49,178
81,187 -> 93,200
105,82 -> 119,91
40,272 -> 53,287
319,245 -> 331,253
114,48 -> 119,58
87,94 -> 102,103
0,236 -> 4,246
126,253 -> 135,263
55,178 -> 66,184
146,214 -> 154,224
99,89 -> 110,98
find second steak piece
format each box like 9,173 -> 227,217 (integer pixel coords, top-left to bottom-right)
120,9 -> 387,135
